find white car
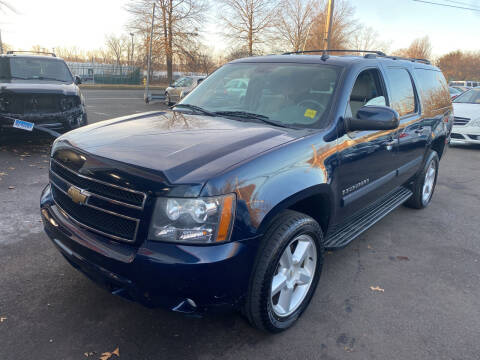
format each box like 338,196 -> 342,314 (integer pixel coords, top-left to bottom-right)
451,88 -> 480,145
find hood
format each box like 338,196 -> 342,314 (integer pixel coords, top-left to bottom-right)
453,103 -> 480,120
55,111 -> 308,184
0,81 -> 78,96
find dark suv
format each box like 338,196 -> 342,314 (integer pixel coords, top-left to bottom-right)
40,51 -> 452,332
0,51 -> 87,133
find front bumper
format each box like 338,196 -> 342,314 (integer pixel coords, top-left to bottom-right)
40,184 -> 259,313
0,108 -> 86,132
450,126 -> 480,145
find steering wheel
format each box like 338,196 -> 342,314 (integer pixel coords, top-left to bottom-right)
298,99 -> 325,114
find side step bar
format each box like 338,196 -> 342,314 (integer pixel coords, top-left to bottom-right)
324,187 -> 413,250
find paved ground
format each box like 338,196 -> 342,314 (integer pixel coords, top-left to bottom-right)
1,89 -> 479,360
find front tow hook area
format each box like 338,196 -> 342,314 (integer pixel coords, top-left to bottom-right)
172,298 -> 201,317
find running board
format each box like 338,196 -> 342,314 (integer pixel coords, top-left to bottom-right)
324,187 -> 413,250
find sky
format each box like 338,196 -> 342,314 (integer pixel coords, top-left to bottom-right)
2,0 -> 480,58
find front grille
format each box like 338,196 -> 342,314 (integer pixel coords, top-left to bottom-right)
51,160 -> 145,208
51,186 -> 138,241
49,158 -> 146,243
450,133 -> 464,139
0,94 -> 80,114
453,117 -> 470,126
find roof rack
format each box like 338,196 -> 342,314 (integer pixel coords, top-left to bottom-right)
281,49 -> 431,65
6,50 -> 56,57
282,49 -> 387,56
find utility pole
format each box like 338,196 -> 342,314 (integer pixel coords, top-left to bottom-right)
324,0 -> 334,51
144,2 -> 155,103
129,32 -> 134,68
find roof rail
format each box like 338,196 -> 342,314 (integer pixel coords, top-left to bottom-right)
380,55 -> 431,65
282,49 -> 387,56
6,50 -> 56,57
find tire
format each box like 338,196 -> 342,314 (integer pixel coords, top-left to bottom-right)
165,93 -> 171,106
81,113 -> 88,126
404,150 -> 439,209
244,210 -> 324,333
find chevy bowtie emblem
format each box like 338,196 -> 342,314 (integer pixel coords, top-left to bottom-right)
67,186 -> 89,205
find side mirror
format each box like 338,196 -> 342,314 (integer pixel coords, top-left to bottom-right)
74,75 -> 82,85
345,106 -> 399,132
197,78 -> 204,85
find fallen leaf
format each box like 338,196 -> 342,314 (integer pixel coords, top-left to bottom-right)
0,317 -> 7,322
0,172 -> 6,176
8,186 -> 15,190
99,347 -> 119,360
370,286 -> 384,293
367,245 -> 373,249
8,167 -> 15,170
396,256 -> 409,261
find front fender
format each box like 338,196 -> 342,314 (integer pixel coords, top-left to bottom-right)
201,132 -> 338,240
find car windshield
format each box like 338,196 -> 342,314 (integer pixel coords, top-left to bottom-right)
453,88 -> 480,104
0,57 -> 73,83
179,62 -> 341,128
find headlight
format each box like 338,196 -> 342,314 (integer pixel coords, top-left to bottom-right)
148,194 -> 236,244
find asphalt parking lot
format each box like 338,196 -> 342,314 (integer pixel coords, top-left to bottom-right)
1,89 -> 479,360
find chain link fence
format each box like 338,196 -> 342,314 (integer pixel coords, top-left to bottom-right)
67,62 -> 141,85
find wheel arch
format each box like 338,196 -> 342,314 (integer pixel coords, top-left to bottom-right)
430,134 -> 446,159
257,184 -> 335,236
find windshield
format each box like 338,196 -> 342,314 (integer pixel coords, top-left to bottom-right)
453,88 -> 480,104
0,57 -> 73,83
180,62 -> 341,128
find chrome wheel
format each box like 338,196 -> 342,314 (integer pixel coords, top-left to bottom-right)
270,234 -> 317,317
422,160 -> 436,204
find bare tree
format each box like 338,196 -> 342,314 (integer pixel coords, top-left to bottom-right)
216,0 -> 281,56
304,0 -> 359,51
275,0 -> 315,52
393,36 -> 432,60
127,0 -> 207,84
105,34 -> 128,67
436,50 -> 480,82
350,25 -> 389,53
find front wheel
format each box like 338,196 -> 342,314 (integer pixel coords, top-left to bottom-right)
405,150 -> 439,209
165,92 -> 171,106
244,210 -> 324,332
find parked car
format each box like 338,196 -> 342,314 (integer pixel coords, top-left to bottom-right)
451,86 -> 471,93
450,88 -> 480,145
449,86 -> 462,100
0,51 -> 87,133
164,75 -> 204,105
41,51 -> 452,332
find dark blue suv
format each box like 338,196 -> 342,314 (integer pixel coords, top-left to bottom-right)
40,51 -> 452,332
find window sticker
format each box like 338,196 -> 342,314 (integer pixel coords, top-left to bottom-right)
304,108 -> 317,119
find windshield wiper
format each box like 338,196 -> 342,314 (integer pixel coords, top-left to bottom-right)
24,76 -> 68,82
173,103 -> 217,117
215,111 -> 289,128
1,75 -> 28,80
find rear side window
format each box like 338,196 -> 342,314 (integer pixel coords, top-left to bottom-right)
414,68 -> 450,110
385,68 -> 417,117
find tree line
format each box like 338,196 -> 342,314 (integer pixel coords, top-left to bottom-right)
3,0 -> 479,83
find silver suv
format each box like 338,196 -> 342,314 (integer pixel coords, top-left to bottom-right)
165,75 -> 204,105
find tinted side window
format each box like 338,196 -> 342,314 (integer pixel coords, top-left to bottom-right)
414,68 -> 450,111
386,68 -> 416,117
347,68 -> 387,118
